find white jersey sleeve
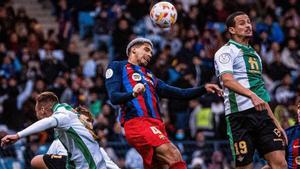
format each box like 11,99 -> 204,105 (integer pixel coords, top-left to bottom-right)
47,139 -> 68,156
214,46 -> 236,77
100,147 -> 120,169
17,117 -> 57,138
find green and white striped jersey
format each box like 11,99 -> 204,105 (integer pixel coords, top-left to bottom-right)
47,139 -> 68,155
214,39 -> 270,115
52,103 -> 107,169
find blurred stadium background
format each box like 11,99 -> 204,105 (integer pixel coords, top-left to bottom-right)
0,0 -> 299,168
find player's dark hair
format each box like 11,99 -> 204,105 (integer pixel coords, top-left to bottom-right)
225,11 -> 247,29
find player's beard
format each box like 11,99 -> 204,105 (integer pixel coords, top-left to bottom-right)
140,57 -> 150,66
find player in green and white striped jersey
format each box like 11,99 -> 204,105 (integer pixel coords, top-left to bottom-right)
1,92 -> 107,169
30,106 -> 120,169
214,11 -> 287,169
214,38 -> 270,115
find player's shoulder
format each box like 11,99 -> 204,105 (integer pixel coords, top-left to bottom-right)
285,124 -> 300,141
108,60 -> 127,68
285,124 -> 300,134
214,43 -> 240,60
215,42 -> 239,57
52,103 -> 75,117
106,60 -> 127,79
53,103 -> 73,111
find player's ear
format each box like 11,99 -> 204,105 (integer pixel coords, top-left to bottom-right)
132,47 -> 136,54
228,27 -> 235,35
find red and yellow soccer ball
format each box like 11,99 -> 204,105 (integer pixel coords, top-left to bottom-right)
150,1 -> 177,28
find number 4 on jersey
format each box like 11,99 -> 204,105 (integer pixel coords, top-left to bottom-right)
150,126 -> 162,135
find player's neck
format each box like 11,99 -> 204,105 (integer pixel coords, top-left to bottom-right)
232,36 -> 249,46
128,56 -> 144,67
128,57 -> 138,66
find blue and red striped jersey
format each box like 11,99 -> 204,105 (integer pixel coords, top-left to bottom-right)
105,61 -> 207,125
286,124 -> 300,169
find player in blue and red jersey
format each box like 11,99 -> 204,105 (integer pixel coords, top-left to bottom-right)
285,103 -> 300,169
263,103 -> 300,169
105,37 -> 222,169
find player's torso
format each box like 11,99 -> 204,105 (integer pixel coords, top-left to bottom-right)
121,63 -> 157,93
286,125 -> 300,169
216,40 -> 269,114
56,129 -> 105,169
53,105 -> 106,168
47,139 -> 67,155
120,62 -> 161,122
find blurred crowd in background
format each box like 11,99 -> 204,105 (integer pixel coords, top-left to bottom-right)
0,0 -> 299,168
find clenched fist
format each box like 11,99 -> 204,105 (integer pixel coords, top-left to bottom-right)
133,83 -> 146,97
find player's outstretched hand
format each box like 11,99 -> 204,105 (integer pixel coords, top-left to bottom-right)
1,134 -> 19,147
133,83 -> 146,97
249,93 -> 266,111
204,84 -> 223,97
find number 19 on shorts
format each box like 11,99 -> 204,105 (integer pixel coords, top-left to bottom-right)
234,141 -> 248,155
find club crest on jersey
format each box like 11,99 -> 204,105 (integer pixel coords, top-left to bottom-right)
132,73 -> 142,81
295,156 -> 300,165
105,69 -> 113,79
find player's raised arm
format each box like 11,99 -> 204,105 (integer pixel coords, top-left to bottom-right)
156,79 -> 222,99
215,49 -> 266,111
221,73 -> 267,111
105,61 -> 136,105
1,117 -> 57,147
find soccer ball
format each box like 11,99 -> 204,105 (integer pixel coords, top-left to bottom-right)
150,1 -> 177,28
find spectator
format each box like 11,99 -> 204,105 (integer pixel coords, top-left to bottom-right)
93,5 -> 114,59
125,148 -> 143,169
189,100 -> 214,138
273,73 -> 295,105
83,51 -> 97,78
57,0 -> 72,49
207,151 -> 230,169
64,42 -> 80,70
256,14 -> 285,43
112,17 -> 133,60
281,38 -> 300,70
267,51 -> 290,81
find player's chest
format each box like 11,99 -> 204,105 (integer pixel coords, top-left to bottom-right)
122,67 -> 156,88
234,51 -> 262,74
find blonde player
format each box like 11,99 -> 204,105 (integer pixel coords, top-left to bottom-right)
1,92 -> 107,169
30,106 -> 120,169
